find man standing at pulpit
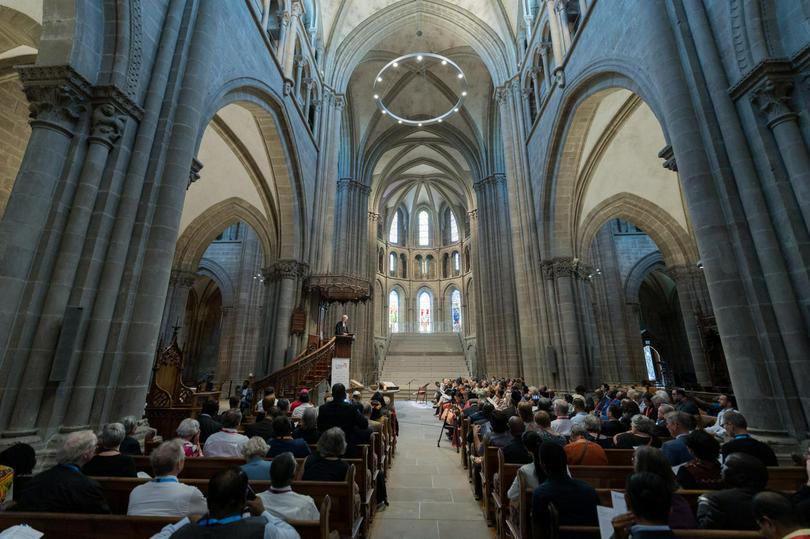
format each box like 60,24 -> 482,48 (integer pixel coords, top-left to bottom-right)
335,314 -> 350,336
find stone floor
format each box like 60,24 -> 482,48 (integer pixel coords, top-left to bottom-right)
368,401 -> 496,539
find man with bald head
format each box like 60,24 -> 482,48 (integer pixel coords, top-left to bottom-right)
502,416 -> 532,464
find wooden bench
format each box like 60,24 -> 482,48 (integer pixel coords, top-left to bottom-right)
0,495 -> 335,539
479,445 -> 500,525
461,417 -> 470,469
85,466 -> 361,539
604,449 -> 633,466
558,527 -> 762,539
130,455 -> 303,479
492,450 -> 521,539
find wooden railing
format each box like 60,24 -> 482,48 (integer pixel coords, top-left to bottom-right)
252,337 -> 337,402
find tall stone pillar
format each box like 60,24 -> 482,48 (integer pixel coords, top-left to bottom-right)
159,270 -> 198,347
265,259 -> 308,372
669,265 -> 711,386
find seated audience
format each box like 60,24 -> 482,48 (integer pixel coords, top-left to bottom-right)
753,490 -> 810,539
255,387 -> 276,414
611,472 -> 677,539
653,404 -> 674,438
292,407 -> 320,444
704,394 -> 737,440
197,399 -> 223,444
152,467 -> 298,539
620,399 -> 642,430
128,439 -> 207,517
245,396 -> 277,440
289,388 -> 308,413
633,446 -> 697,528
363,402 -> 383,433
793,445 -> 810,520
565,423 -> 608,465
82,422 -> 137,477
203,409 -> 249,457
676,429 -> 723,490
16,430 -> 110,513
267,416 -> 311,458
550,399 -> 572,437
601,404 -> 628,438
502,417 -> 533,464
721,411 -> 778,466
317,383 -> 368,445
534,410 -> 567,446
517,401 -> 537,432
241,437 -> 272,480
177,418 -> 204,457
583,414 -> 613,448
291,390 -> 314,419
0,443 -> 36,506
569,397 -> 589,426
661,411 -> 694,466
672,388 -> 699,415
302,427 -> 349,482
532,442 -> 599,535
258,452 -> 319,521
614,414 -> 659,449
119,415 -> 142,455
276,399 -> 291,417
478,410 -> 512,456
697,452 -> 770,530
507,431 -> 544,500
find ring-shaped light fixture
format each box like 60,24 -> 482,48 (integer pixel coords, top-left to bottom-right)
373,52 -> 468,126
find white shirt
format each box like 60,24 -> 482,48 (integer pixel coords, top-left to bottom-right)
507,463 -> 541,500
291,402 -> 314,419
257,487 -> 320,521
570,412 -> 589,426
128,477 -> 207,517
203,428 -> 249,457
149,510 -> 300,539
550,417 -> 572,437
705,408 -> 736,438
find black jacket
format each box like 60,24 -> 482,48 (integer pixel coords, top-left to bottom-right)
697,487 -> 759,530
244,418 -> 275,441
335,321 -> 349,335
502,438 -> 532,465
119,436 -> 142,455
317,400 -> 368,442
16,465 -> 110,514
720,436 -> 778,467
198,413 -> 222,444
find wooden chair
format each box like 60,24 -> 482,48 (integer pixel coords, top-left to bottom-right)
415,383 -> 429,403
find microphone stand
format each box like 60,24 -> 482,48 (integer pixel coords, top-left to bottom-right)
407,378 -> 416,401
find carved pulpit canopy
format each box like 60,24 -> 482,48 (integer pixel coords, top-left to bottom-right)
307,273 -> 372,304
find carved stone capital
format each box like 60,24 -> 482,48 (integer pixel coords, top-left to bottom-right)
467,209 -> 478,221
307,273 -> 372,304
17,64 -> 91,135
554,67 -> 565,88
187,158 -> 203,189
657,144 -> 677,172
473,173 -> 506,192
283,80 -> 294,96
170,269 -> 198,288
368,212 -> 380,222
88,102 -> 126,147
91,84 -> 144,121
540,257 -> 590,280
264,259 -> 309,281
751,78 -> 796,128
337,178 -> 370,195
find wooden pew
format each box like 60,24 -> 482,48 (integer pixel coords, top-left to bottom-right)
89,467 -> 362,539
0,495 -> 335,539
604,449 -> 633,466
558,527 -> 763,539
492,450 -> 521,539
480,445 -> 500,526
130,455 -> 307,479
461,417 -> 470,469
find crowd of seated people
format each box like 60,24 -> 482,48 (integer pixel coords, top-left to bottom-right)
433,376 -> 810,538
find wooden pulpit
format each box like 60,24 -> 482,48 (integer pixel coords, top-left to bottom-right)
335,334 -> 354,358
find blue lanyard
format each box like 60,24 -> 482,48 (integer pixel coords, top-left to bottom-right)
735,434 -> 751,439
198,514 -> 244,526
61,464 -> 80,473
153,476 -> 178,483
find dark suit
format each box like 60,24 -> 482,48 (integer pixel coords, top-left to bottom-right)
244,418 -> 275,441
335,321 -> 349,335
317,399 -> 368,443
198,413 -> 222,444
533,477 -> 599,532
119,435 -> 142,455
16,465 -> 110,514
720,435 -> 778,466
697,488 -> 759,530
502,438 -> 532,464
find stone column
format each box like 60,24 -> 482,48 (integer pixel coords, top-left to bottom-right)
265,259 -> 308,372
0,67 -> 89,431
669,265 -> 711,386
216,306 -> 235,386
159,270 -> 198,347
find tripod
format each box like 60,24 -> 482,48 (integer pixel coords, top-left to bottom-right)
436,405 -> 460,452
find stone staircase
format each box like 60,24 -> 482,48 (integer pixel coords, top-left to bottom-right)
379,333 -> 469,395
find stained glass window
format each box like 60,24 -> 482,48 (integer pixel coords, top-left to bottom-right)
449,211 -> 459,242
389,253 -> 396,274
418,291 -> 432,333
389,212 -> 399,243
418,210 -> 429,246
388,290 -> 399,333
451,289 -> 462,332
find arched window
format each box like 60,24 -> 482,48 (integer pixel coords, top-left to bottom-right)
449,211 -> 459,243
389,253 -> 397,275
389,211 -> 399,243
453,252 -> 460,273
450,289 -> 462,333
388,290 -> 400,333
418,291 -> 432,333
418,210 -> 429,246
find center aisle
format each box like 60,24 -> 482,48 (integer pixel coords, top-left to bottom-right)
368,401 -> 496,539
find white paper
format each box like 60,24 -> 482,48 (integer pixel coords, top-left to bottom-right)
0,525 -> 44,539
610,490 -> 627,515
331,358 -> 350,389
597,506 -> 614,539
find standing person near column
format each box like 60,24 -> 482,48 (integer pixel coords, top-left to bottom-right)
335,314 -> 350,336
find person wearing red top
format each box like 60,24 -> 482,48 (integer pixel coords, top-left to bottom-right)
289,388 -> 309,413
564,424 -> 608,465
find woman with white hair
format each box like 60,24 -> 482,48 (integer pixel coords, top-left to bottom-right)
176,418 -> 203,457
292,407 -> 320,444
613,414 -> 661,449
302,427 -> 349,481
15,430 -> 111,513
82,422 -> 137,477
241,436 -> 272,480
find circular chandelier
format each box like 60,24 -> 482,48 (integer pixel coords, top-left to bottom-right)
372,52 -> 468,127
